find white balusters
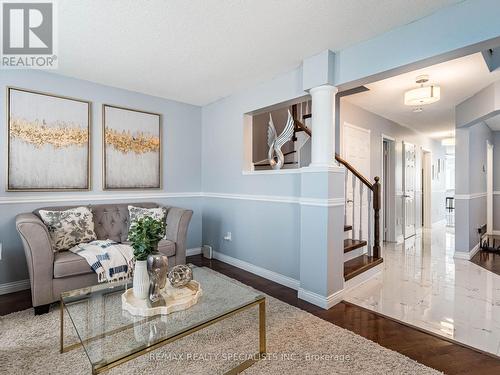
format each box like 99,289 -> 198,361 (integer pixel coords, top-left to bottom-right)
359,183 -> 363,240
344,171 -> 348,225
368,189 -> 373,256
352,176 -> 356,234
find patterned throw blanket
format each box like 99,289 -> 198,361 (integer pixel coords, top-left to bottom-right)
69,240 -> 134,283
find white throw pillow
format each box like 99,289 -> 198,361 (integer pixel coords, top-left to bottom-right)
127,206 -> 167,240
39,206 -> 97,252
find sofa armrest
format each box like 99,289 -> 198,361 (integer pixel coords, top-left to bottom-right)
16,213 -> 55,306
165,208 -> 193,266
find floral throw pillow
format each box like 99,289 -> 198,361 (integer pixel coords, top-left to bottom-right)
39,206 -> 97,252
127,206 -> 167,240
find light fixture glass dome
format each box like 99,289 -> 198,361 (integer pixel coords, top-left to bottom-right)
404,85 -> 441,106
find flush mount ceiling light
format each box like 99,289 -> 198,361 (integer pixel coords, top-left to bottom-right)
404,75 -> 441,106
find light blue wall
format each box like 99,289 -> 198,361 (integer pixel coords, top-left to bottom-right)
201,68 -> 306,280
455,122 -> 492,252
0,71 -> 203,285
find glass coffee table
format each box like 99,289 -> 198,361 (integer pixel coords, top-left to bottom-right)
60,266 -> 266,374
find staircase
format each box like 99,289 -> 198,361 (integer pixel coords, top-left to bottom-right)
255,103 -> 383,283
336,154 -> 383,283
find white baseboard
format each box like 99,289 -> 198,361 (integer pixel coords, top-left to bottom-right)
491,230 -> 500,236
433,219 -> 447,226
186,247 -> 202,256
454,243 -> 480,260
297,288 -> 344,309
212,250 -> 300,290
0,279 -> 30,295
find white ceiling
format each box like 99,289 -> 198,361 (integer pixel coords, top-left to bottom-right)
344,53 -> 500,139
56,0 -> 461,106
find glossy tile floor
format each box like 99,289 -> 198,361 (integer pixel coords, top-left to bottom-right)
344,222 -> 500,357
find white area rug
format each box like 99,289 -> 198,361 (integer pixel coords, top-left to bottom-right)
0,272 -> 440,374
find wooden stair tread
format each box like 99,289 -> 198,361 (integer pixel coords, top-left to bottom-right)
344,239 -> 367,253
344,225 -> 352,232
344,255 -> 383,281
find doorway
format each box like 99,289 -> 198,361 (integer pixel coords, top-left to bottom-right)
421,149 -> 432,229
403,142 -> 416,239
382,136 -> 396,242
487,140 -> 493,234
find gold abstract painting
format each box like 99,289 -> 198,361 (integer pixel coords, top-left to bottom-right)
7,88 -> 91,190
103,105 -> 161,189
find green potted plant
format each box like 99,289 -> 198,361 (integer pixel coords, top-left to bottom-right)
128,216 -> 166,299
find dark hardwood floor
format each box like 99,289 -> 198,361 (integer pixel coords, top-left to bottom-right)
1,255 -> 499,374
471,249 -> 500,276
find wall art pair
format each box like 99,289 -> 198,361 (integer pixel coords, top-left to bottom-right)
6,87 -> 162,191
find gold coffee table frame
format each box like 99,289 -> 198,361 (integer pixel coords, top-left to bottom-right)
60,291 -> 266,375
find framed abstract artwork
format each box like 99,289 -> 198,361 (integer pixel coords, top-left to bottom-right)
102,104 -> 162,189
7,87 -> 91,191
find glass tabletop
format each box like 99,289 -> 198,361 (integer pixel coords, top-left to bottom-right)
61,265 -> 264,372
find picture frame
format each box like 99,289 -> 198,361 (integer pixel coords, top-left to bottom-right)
6,87 -> 91,191
102,104 -> 162,190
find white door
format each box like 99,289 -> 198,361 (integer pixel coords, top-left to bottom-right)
487,141 -> 493,234
343,123 -> 371,240
403,142 -> 416,239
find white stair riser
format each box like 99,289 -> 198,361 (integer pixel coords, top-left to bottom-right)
344,246 -> 367,262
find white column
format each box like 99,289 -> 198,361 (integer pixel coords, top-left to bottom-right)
309,85 -> 338,167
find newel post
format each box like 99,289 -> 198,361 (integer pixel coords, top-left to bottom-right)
373,176 -> 381,258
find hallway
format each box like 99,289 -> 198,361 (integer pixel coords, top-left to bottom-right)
344,222 -> 500,357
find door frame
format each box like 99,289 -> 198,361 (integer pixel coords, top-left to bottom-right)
421,148 -> 432,229
487,140 -> 493,234
402,141 -> 417,239
381,134 -> 396,242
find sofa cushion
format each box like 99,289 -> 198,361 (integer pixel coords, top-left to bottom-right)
39,206 -> 97,252
54,251 -> 93,278
127,206 -> 167,240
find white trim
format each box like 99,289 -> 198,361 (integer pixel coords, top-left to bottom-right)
432,218 -> 447,226
381,133 -> 396,142
300,165 -> 345,174
299,197 -> 344,207
0,192 -> 203,205
297,288 -> 344,309
212,250 -> 300,290
0,190 -> 345,207
242,169 -> 302,175
454,192 -> 487,200
493,191 -> 500,195
204,192 -> 300,204
492,230 -> 500,236
0,279 -> 30,295
454,243 -> 480,260
204,192 -> 344,207
186,247 -> 202,256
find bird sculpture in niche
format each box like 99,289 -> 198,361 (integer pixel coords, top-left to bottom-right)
267,110 -> 294,170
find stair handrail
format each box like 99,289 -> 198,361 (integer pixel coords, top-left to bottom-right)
335,154 -> 373,190
335,153 -> 381,259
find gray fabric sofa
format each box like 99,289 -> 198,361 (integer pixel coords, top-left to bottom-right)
15,202 -> 193,314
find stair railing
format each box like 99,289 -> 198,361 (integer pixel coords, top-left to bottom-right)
335,154 -> 381,258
